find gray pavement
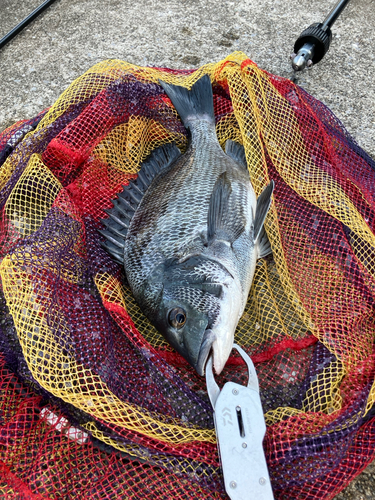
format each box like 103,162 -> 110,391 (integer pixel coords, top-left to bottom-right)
0,0 -> 374,498
1,0 -> 374,158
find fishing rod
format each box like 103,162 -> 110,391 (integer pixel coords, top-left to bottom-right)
291,0 -> 351,71
0,0 -> 58,50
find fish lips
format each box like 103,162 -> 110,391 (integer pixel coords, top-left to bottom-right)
195,328 -> 216,376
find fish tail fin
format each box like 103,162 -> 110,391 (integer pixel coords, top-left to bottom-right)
159,74 -> 215,126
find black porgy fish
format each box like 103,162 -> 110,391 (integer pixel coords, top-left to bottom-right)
100,75 -> 274,376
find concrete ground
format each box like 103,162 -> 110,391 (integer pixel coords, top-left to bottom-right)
0,0 -> 374,498
1,0 -> 374,158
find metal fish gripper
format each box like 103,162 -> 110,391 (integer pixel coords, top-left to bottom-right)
205,344 -> 274,500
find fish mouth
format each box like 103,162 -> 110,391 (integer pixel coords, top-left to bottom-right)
195,329 -> 216,376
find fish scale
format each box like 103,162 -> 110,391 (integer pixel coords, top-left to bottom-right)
127,125 -> 252,273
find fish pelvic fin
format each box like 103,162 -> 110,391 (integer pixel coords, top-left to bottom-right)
253,180 -> 275,244
207,172 -> 245,245
159,74 -> 215,128
100,142 -> 181,263
257,225 -> 272,258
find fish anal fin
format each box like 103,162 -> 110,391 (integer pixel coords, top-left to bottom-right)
253,180 -> 274,243
207,172 -> 245,245
225,140 -> 247,171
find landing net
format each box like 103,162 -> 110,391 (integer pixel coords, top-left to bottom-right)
0,52 -> 374,499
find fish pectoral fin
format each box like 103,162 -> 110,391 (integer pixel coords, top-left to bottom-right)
225,140 -> 248,171
253,180 -> 274,242
191,282 -> 224,299
207,171 -> 245,245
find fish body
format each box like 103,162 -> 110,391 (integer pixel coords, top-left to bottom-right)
100,75 -> 274,375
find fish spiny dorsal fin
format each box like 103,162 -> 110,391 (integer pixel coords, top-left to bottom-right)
207,171 -> 245,245
100,142 -> 181,264
253,180 -> 274,244
225,140 -> 248,172
98,236 -> 124,265
159,74 -> 215,128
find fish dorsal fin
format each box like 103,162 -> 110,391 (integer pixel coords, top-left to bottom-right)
207,172 -> 245,245
225,140 -> 248,171
100,142 -> 181,263
253,180 -> 274,243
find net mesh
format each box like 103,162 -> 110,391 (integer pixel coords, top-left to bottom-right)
0,51 -> 374,499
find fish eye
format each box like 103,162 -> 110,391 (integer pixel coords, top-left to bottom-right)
168,308 -> 187,329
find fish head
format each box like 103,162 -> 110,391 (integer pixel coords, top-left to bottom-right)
145,256 -> 241,376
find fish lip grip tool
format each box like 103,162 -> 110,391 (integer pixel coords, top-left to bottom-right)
206,344 -> 274,500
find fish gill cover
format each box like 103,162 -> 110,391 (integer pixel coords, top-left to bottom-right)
0,52 -> 374,499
